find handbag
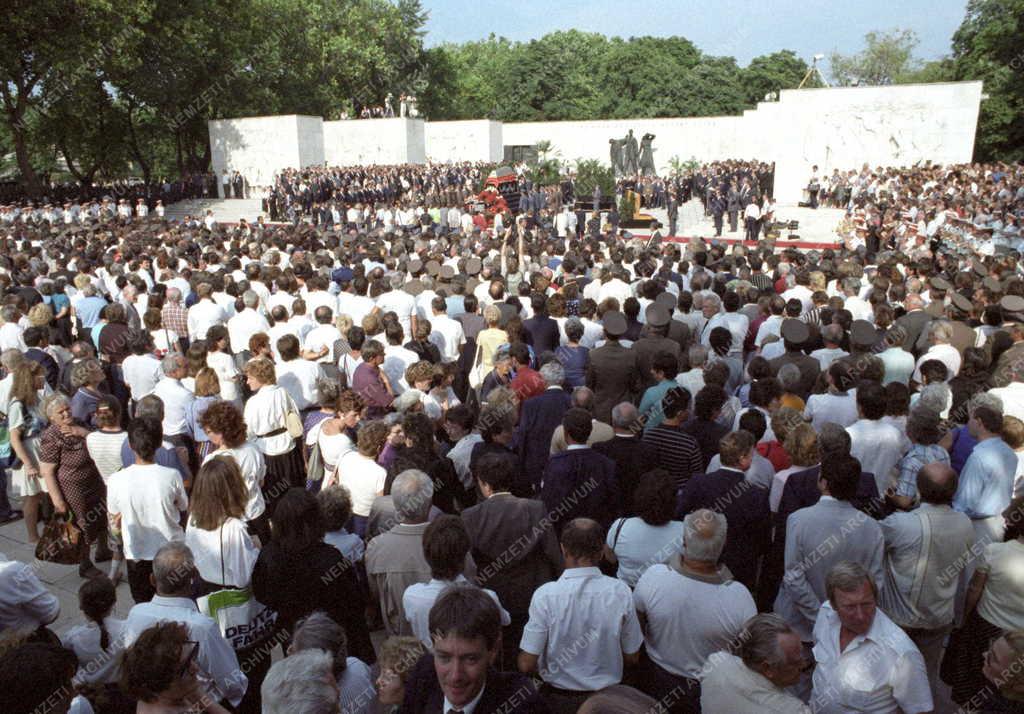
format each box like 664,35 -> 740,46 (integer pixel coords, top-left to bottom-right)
467,344 -> 486,390
196,525 -> 278,651
285,410 -> 304,440
35,513 -> 86,564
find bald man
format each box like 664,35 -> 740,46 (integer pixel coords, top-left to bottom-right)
879,463 -> 976,703
549,387 -> 615,453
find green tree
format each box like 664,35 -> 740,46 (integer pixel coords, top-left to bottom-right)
830,29 -> 921,86
742,50 -> 809,105
951,0 -> 1024,161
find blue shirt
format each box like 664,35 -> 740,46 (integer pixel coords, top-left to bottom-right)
556,344 -> 589,388
953,437 -> 1017,519
949,425 -> 978,474
76,296 -> 108,328
639,379 -> 679,433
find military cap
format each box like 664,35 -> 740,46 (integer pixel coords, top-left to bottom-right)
440,265 -> 456,280
654,292 -> 677,312
466,277 -> 480,293
331,267 -> 354,284
404,279 -> 424,297
950,293 -> 972,314
984,276 -> 1003,293
407,259 -> 423,274
929,276 -> 952,291
466,257 -> 482,276
602,310 -> 628,337
645,305 -> 670,328
425,260 -> 441,276
972,260 -> 989,277
780,319 -> 809,345
1000,295 -> 1024,315
850,320 -> 877,348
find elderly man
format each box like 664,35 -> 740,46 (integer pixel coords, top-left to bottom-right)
633,509 -> 756,713
151,353 -> 195,449
262,650 -> 339,714
227,290 -> 271,366
514,360 -> 572,496
912,320 -> 962,384
75,282 -> 109,344
775,455 -> 885,643
549,387 -> 614,453
519,518 -> 642,714
186,282 -> 227,341
365,469 -> 474,637
122,542 -> 247,708
810,323 -> 849,370
676,430 -> 770,592
880,463 -> 975,704
701,613 -> 811,713
811,562 -> 932,714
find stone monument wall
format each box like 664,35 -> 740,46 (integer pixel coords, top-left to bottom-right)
208,81 -> 982,203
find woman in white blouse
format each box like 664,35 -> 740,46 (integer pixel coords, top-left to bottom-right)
335,420 -> 389,538
199,400 -> 269,544
186,456 -> 261,592
316,389 -> 365,478
243,357 -> 303,517
206,324 -> 241,406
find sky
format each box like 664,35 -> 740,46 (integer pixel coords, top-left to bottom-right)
422,0 -> 969,69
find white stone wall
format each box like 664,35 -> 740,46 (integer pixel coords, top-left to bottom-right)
209,115 -> 324,191
424,120 -> 503,162
208,81 -> 982,201
323,118 -> 425,166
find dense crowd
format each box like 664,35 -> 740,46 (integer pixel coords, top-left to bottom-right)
0,158 -> 1022,714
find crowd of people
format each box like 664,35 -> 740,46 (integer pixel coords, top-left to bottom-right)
0,157 -> 1021,714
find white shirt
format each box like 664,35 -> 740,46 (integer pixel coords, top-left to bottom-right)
204,444 -> 266,519
633,562 -> 755,679
186,299 -> 227,341
121,353 -> 163,401
804,392 -> 859,431
122,596 -> 247,707
810,602 -> 932,714
520,566 -> 643,691
912,343 -> 962,383
337,451 -> 387,517
403,576 -> 511,648
428,313 -> 465,363
376,289 -> 417,339
810,347 -> 849,370
206,351 -> 241,402
990,383 -> 1024,422
61,616 -> 126,685
227,308 -> 271,354
337,293 -> 376,328
447,432 -> 484,489
0,553 -> 60,631
276,358 -> 323,410
244,384 -> 298,456
186,517 -> 260,588
152,377 -> 194,436
0,322 -> 27,351
304,324 -> 343,364
847,419 -> 908,495
106,463 -> 188,560
606,518 -> 685,587
382,344 -> 419,395
702,651 -> 811,713
755,315 -> 784,347
843,295 -> 875,322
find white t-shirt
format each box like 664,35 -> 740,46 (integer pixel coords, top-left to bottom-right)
606,518 -> 684,588
337,451 -> 387,517
185,517 -> 260,588
204,444 -> 266,520
107,463 -> 188,560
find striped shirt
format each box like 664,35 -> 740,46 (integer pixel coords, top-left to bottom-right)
642,425 -> 704,487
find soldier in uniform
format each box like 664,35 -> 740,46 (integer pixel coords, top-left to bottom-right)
630,305 -> 681,393
585,311 -> 639,425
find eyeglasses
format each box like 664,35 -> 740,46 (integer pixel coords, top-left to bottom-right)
178,641 -> 200,677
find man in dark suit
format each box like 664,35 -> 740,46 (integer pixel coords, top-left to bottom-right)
401,586 -> 550,714
654,292 -> 691,353
709,190 -> 726,237
462,453 -> 562,667
630,305 -> 681,393
585,311 -> 639,425
768,319 -> 820,400
894,293 -> 932,357
726,181 -> 741,232
522,294 -> 560,356
593,402 -> 655,514
541,409 -> 620,535
513,361 -> 572,495
676,431 -> 770,592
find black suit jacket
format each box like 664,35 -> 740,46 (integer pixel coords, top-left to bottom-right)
461,494 -> 562,615
586,341 -> 639,424
895,309 -> 932,357
401,654 -> 550,714
513,388 -> 572,495
541,447 -> 619,534
676,468 -> 769,592
593,434 -> 656,515
522,314 -> 560,356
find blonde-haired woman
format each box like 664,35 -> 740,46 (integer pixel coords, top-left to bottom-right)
186,367 -> 221,462
243,357 -> 302,516
9,362 -> 47,542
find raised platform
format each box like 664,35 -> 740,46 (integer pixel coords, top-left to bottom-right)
164,197 -> 265,224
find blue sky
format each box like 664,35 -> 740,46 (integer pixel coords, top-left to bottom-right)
422,0 -> 968,69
